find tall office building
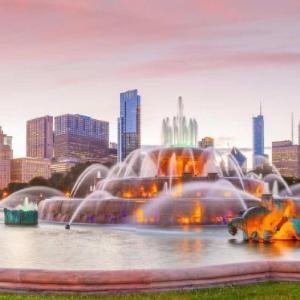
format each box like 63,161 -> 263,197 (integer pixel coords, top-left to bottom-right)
253,104 -> 265,168
118,89 -> 141,161
54,114 -> 109,161
27,116 -> 54,159
272,141 -> 300,178
0,127 -> 13,189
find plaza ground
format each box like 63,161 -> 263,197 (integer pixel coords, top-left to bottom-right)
0,282 -> 299,299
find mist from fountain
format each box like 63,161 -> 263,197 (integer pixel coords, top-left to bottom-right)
227,153 -> 245,191
0,186 -> 64,209
247,172 -> 260,180
71,164 -> 109,198
67,190 -> 115,227
272,180 -> 280,198
283,184 -> 300,198
168,152 -> 176,191
201,147 -> 223,177
141,179 -> 260,225
263,173 -> 292,196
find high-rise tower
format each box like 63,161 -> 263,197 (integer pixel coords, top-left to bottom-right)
27,116 -> 54,159
118,89 -> 141,162
252,103 -> 265,168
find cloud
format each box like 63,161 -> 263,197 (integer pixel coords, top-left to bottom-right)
126,51 -> 300,77
1,0 -> 300,64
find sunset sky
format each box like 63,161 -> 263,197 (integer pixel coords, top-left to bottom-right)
1,0 -> 300,157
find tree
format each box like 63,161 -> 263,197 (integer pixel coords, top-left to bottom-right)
48,173 -> 65,191
29,176 -> 49,187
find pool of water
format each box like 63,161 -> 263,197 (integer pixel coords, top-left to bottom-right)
0,221 -> 300,271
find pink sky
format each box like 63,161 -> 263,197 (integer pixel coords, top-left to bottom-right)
1,0 -> 300,157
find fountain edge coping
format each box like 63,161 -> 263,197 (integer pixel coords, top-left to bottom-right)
0,261 -> 299,294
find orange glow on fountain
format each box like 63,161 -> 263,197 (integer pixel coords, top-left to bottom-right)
177,202 -> 203,225
229,195 -> 300,242
135,208 -> 145,224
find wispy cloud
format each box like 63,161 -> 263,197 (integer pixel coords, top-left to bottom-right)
127,51 -> 300,77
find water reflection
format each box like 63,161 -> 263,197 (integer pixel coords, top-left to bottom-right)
0,224 -> 299,270
229,238 -> 300,258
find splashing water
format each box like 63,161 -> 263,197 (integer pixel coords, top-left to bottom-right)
162,97 -> 198,147
16,197 -> 38,211
71,164 -> 108,198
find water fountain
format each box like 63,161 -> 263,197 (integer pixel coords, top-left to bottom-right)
34,98 -> 264,227
3,98 -> 299,230
1,98 -> 300,294
4,197 -> 38,226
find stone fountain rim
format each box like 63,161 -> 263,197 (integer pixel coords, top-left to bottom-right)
0,260 -> 300,294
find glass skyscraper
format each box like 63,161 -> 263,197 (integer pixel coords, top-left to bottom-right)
118,90 -> 141,162
253,106 -> 265,168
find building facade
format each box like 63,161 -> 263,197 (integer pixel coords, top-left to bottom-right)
299,121 -> 300,145
11,158 -> 51,183
27,116 -> 54,159
0,127 -> 13,189
54,114 -> 109,161
50,160 -> 78,175
199,137 -> 214,149
118,89 -> 141,161
253,111 -> 264,168
272,141 -> 300,179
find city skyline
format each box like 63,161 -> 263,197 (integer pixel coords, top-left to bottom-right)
1,0 -> 300,157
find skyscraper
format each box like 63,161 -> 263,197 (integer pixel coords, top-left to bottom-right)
272,141 -> 300,178
253,104 -> 265,168
27,116 -> 54,159
0,127 -> 13,189
118,89 -> 141,162
54,114 -> 109,161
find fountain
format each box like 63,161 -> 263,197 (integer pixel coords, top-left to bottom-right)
3,98 -> 299,231
1,98 -> 300,294
33,98 -> 264,227
4,197 -> 38,226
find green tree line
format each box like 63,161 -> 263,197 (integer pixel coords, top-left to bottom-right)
0,161 -> 113,199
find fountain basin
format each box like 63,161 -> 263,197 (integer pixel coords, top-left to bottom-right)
102,176 -> 264,200
4,208 -> 38,226
39,197 -> 259,225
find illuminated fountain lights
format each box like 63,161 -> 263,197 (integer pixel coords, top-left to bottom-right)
2,97 -> 267,227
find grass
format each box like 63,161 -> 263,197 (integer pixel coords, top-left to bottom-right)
0,282 -> 300,299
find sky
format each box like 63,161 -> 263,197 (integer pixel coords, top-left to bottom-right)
1,0 -> 300,158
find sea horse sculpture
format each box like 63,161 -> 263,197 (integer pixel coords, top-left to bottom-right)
228,197 -> 300,242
